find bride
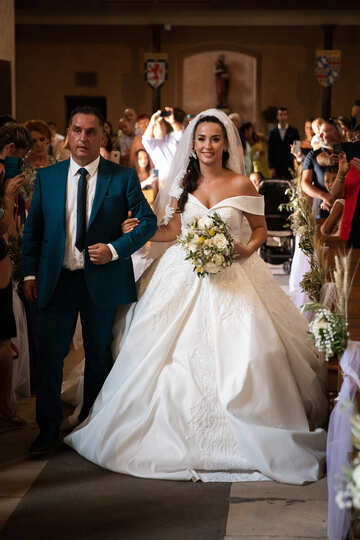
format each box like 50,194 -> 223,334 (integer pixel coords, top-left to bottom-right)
66,109 -> 328,484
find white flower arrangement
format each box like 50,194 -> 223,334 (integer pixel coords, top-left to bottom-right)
336,414 -> 360,511
305,303 -> 348,361
177,212 -> 235,278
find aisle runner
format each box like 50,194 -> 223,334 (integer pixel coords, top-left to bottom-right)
0,446 -> 230,540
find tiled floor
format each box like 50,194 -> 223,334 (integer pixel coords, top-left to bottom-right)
0,267 -> 328,539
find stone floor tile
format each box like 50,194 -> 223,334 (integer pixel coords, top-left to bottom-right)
0,460 -> 47,497
230,478 -> 328,501
226,499 -> 327,537
0,497 -> 21,529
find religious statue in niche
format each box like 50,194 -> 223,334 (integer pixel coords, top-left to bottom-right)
214,54 -> 230,109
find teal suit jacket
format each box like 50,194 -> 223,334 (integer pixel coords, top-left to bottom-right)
22,156 -> 157,309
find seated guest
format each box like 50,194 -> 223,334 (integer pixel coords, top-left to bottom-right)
268,107 -> 300,179
320,166 -> 344,236
23,119 -> 55,204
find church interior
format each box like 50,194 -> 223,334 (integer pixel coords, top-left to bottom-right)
1,1 -> 360,539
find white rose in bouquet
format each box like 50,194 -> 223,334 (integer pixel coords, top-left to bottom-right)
212,253 -> 225,266
204,261 -> 221,274
187,234 -> 200,252
198,216 -> 214,229
211,233 -> 228,250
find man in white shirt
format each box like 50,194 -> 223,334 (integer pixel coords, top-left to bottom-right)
142,107 -> 183,183
22,106 -> 157,456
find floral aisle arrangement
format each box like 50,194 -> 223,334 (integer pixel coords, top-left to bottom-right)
177,212 -> 235,277
280,175 -> 326,302
336,413 -> 360,512
305,252 -> 353,360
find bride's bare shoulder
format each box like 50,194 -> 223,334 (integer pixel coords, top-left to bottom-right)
229,173 -> 262,197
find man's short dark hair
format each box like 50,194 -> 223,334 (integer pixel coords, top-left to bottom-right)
174,108 -> 186,124
277,107 -> 288,113
0,115 -> 16,128
0,124 -> 32,152
353,99 -> 360,107
68,106 -> 105,127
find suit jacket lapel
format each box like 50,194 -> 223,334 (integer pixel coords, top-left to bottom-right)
89,156 -> 112,227
53,159 -> 70,231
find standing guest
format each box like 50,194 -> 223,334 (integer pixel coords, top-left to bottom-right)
134,149 -> 156,189
129,114 -> 152,168
23,120 -> 55,205
290,119 -> 314,173
100,130 -> 113,161
268,107 -> 300,179
22,106 -> 157,456
241,122 -> 270,178
350,99 -> 360,130
0,129 -> 30,430
326,148 -> 360,247
301,119 -> 342,218
249,171 -> 263,192
48,121 -> 64,157
336,117 -> 352,142
229,112 -> 246,150
310,117 -> 325,150
117,118 -> 135,167
142,107 -> 183,184
124,108 -> 138,133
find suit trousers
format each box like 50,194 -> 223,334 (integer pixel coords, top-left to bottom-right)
36,268 -> 116,436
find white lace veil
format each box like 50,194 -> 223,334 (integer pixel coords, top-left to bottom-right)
154,108 -> 246,224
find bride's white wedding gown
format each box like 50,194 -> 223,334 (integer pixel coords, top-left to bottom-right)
66,194 -> 328,484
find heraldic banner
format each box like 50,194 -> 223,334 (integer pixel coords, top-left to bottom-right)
144,53 -> 168,89
315,49 -> 341,88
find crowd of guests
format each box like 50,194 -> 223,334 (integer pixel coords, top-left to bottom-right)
1,99 -> 360,431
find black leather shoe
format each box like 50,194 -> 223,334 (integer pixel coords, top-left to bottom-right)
30,433 -> 60,457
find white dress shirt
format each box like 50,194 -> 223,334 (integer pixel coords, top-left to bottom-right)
278,123 -> 289,141
142,130 -> 183,181
24,155 -> 117,280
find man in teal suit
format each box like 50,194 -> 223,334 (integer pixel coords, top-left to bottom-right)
22,107 -> 157,456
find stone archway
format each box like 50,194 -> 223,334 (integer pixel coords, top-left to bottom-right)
182,49 -> 257,123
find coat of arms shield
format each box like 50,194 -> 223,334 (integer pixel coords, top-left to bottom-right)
144,53 -> 168,89
315,50 -> 341,88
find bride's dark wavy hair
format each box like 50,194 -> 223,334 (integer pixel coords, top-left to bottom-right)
177,116 -> 230,214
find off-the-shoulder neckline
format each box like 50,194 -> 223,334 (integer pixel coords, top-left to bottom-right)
188,193 -> 263,211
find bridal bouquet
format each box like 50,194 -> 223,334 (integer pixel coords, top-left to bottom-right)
177,212 -> 235,278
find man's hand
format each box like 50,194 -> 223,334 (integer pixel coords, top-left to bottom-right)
88,243 -> 112,265
121,210 -> 139,234
23,279 -> 38,303
4,174 -> 25,200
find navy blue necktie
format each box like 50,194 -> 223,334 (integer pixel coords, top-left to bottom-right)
75,167 -> 88,252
